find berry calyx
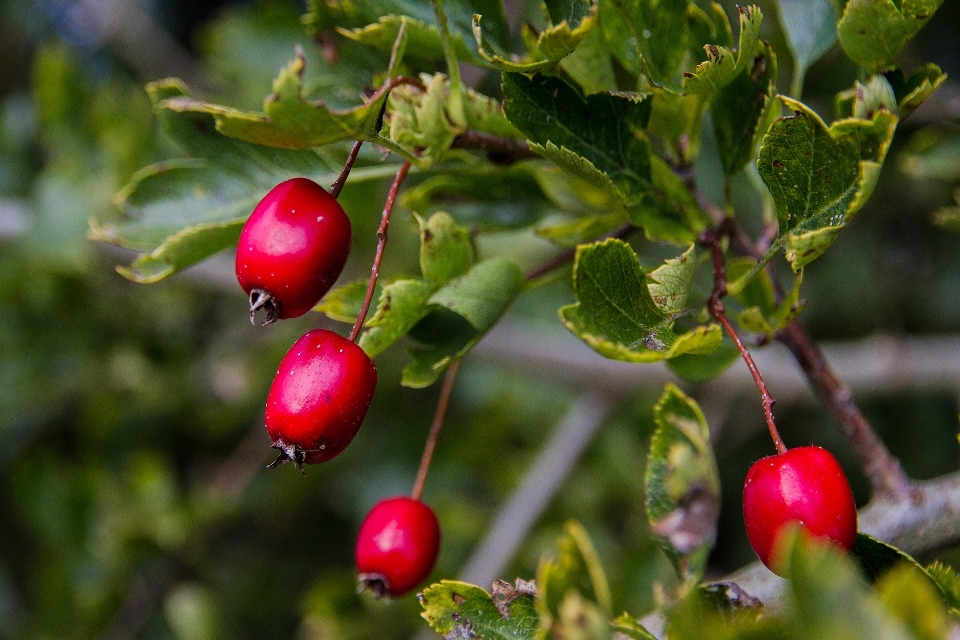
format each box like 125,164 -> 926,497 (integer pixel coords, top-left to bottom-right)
743,445 -> 857,576
236,178 -> 351,324
355,496 -> 440,598
265,329 -> 376,467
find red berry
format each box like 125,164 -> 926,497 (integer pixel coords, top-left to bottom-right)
743,445 -> 857,576
265,329 -> 376,467
355,497 -> 441,598
236,178 -> 351,324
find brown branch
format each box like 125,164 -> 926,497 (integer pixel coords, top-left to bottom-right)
776,322 -> 915,501
411,360 -> 462,501
450,130 -> 541,164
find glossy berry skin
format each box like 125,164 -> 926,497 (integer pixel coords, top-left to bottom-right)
355,497 -> 440,598
743,446 -> 857,576
236,178 -> 351,323
265,329 -> 376,466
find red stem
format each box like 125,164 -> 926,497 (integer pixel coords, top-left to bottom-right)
349,160 -> 412,343
329,140 -> 363,199
411,360 -> 462,501
701,230 -> 786,455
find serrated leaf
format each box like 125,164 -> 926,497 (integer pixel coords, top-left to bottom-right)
559,9 -> 618,95
648,87 -> 708,165
338,15 -> 487,67
758,96 -> 898,270
780,528 -> 914,640
417,211 -> 473,286
877,564 -> 950,640
158,49 -> 390,150
600,0 -> 690,88
646,383 -> 719,584
114,221 -> 243,284
778,0 -> 837,94
711,40 -> 778,175
358,279 -> 433,358
885,63 -> 947,119
560,239 -> 722,362
632,156 -> 711,243
502,73 -> 652,208
647,244 -> 697,314
475,7 -> 597,73
313,280 -> 372,323
403,258 -> 526,387
537,521 -> 612,630
388,73 -> 463,166
852,532 -> 930,584
420,580 -> 540,639
838,0 -> 945,72
926,561 -> 960,614
682,5 -> 762,95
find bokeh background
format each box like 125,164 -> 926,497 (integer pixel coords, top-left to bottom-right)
1,0 -> 959,638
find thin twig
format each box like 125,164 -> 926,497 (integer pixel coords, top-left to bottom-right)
350,160 -> 412,342
411,360 -> 462,501
700,229 -> 786,454
329,140 -> 363,199
450,131 -> 541,164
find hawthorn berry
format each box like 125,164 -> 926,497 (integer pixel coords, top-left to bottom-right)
265,328 -> 376,467
742,445 -> 857,576
355,496 -> 441,598
236,177 -> 351,324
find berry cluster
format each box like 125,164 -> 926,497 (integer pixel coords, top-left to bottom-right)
236,176 -> 440,598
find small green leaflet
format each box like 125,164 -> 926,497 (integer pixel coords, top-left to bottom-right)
560,239 -> 721,362
537,521 -> 612,626
646,244 -> 697,315
682,5 -> 762,95
420,580 -> 540,639
474,5 -> 597,73
837,0 -> 945,73
645,384 -> 719,585
600,0 -> 690,89
757,96 -> 898,270
778,0 -> 837,96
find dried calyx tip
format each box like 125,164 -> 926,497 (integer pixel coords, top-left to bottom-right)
358,573 -> 391,599
248,289 -> 280,325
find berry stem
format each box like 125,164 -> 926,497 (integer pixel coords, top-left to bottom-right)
700,228 -> 787,455
411,359 -> 462,502
349,160 -> 412,343
329,140 -> 363,199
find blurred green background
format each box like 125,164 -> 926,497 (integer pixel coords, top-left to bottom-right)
1,0 -> 959,638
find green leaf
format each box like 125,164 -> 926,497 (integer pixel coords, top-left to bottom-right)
666,582 -> 776,640
358,279 -> 433,358
115,222 -> 243,284
837,0 -> 946,72
757,96 -> 898,270
158,49 -> 392,150
646,383 -> 719,584
648,88 -> 708,165
732,260 -> 805,337
926,561 -> 960,615
416,211 -> 473,286
877,564 -> 950,640
682,5 -> 763,95
666,336 -> 740,383
535,212 -> 629,248
420,580 -> 540,639
388,73 -> 464,165
537,521 -> 612,626
780,528 -> 915,640
778,0 -> 837,95
631,156 -> 711,243
502,73 -> 652,208
711,40 -> 778,175
338,15 -> 487,67
403,258 -> 527,387
885,64 -> 948,119
646,244 -> 698,315
600,0 -> 690,88
560,239 -> 722,362
312,280 -> 372,324
611,613 -> 658,640
474,6 -> 598,73
559,9 -> 619,95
